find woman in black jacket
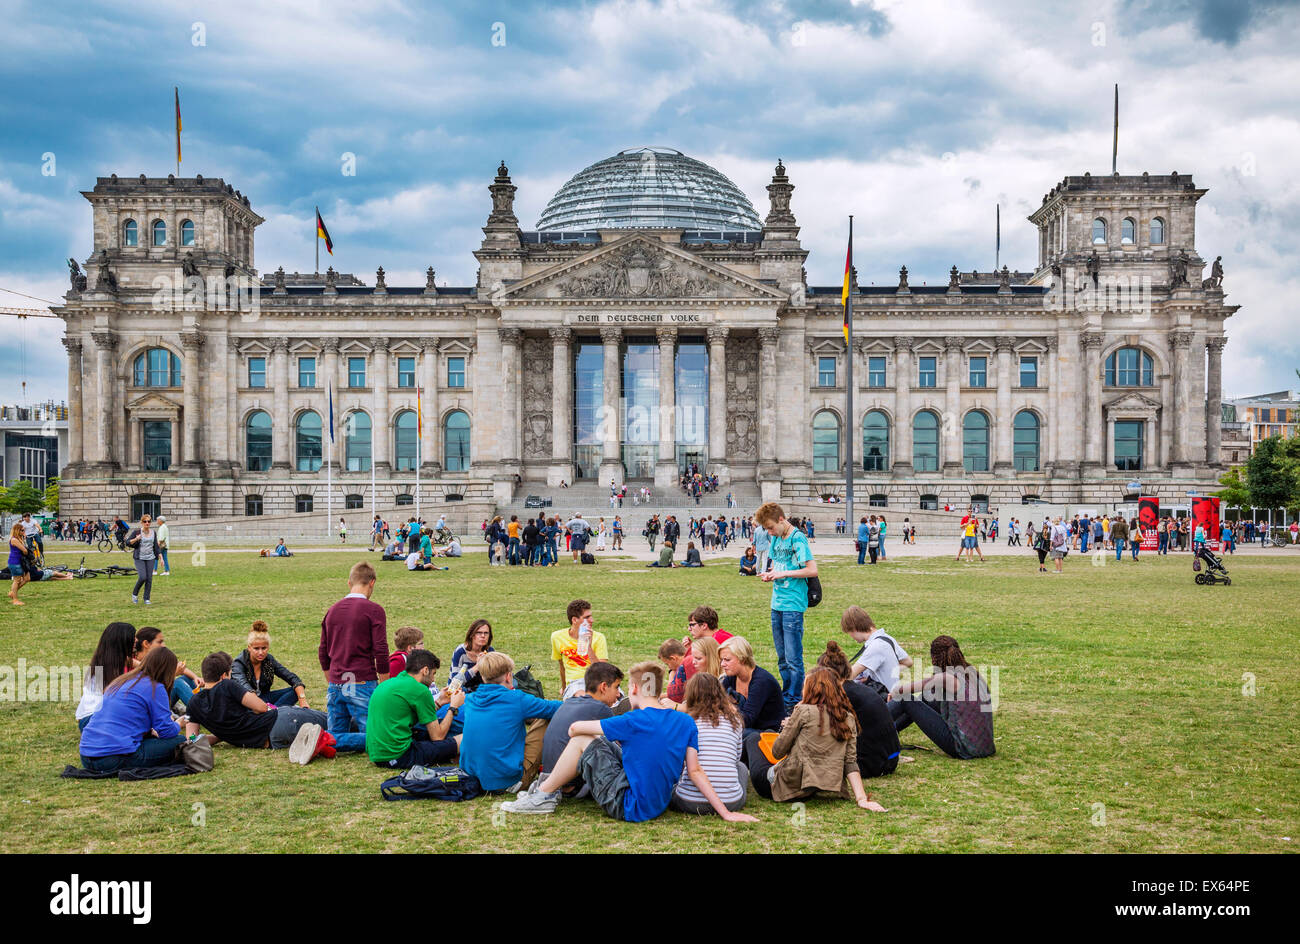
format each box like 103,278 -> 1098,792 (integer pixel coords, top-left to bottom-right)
719,636 -> 784,738
231,621 -> 309,707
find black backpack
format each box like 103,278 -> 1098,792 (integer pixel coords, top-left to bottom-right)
380,765 -> 484,802
580,552 -> 596,564
806,575 -> 823,608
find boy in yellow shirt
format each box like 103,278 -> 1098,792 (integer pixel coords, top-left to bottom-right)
550,598 -> 608,693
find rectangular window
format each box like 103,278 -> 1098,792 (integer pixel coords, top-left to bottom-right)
1020,357 -> 1038,388
968,356 -> 987,388
1117,348 -> 1140,386
397,356 -> 416,388
348,356 -> 366,388
868,356 -> 886,388
818,356 -> 837,387
295,495 -> 314,513
1114,420 -> 1144,471
918,356 -> 936,388
298,357 -> 316,388
245,495 -> 264,516
447,356 -> 466,388
247,357 -> 266,388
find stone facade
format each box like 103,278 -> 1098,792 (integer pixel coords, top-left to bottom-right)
55,161 -> 1236,520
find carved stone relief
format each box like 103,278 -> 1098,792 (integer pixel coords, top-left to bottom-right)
725,334 -> 759,460
521,335 -> 553,459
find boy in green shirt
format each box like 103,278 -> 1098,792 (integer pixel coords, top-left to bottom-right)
366,650 -> 465,768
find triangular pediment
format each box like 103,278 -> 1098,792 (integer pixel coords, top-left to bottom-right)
126,391 -> 182,416
1105,391 -> 1162,413
501,234 -> 788,302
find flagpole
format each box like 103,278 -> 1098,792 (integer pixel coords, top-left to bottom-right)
996,203 -> 1000,272
315,205 -> 320,276
327,381 -> 333,538
844,215 -> 855,531
174,87 -> 181,178
416,386 -> 422,523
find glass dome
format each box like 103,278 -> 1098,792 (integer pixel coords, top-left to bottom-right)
536,147 -> 762,231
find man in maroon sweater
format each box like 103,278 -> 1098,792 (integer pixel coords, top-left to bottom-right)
319,561 -> 390,752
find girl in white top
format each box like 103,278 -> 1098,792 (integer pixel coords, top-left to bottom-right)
671,672 -> 747,814
596,518 -> 607,551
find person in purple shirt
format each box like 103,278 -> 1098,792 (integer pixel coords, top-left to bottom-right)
318,561 -> 389,752
78,647 -> 185,773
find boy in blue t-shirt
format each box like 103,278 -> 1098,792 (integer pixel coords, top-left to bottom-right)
500,662 -> 756,823
756,502 -> 817,711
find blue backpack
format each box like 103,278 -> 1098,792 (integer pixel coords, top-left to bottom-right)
380,765 -> 483,802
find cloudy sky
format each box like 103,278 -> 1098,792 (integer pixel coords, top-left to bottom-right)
2,0 -> 1298,405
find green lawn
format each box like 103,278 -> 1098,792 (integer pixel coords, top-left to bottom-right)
2,546 -> 1297,853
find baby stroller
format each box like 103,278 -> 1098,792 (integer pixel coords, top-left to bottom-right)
1193,544 -> 1231,586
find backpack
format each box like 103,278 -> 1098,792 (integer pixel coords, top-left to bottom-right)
512,664 -> 545,699
806,574 -> 823,608
580,552 -> 596,564
380,765 -> 483,802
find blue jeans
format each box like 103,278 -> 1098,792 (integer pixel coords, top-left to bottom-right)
172,676 -> 195,708
1080,532 -> 1089,553
267,687 -> 299,707
81,734 -> 187,773
1115,538 -> 1126,560
1158,533 -> 1168,554
508,537 -> 521,565
857,541 -> 867,565
770,609 -> 806,708
326,679 -> 375,752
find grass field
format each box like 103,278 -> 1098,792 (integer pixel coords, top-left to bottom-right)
2,545 -> 1297,854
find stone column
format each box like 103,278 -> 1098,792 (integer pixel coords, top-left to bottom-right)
170,417 -> 181,469
372,337 -> 390,474
180,329 -> 204,468
62,338 -> 84,469
271,337 -> 290,469
893,337 -> 913,474
550,327 -> 574,485
1044,336 -> 1058,472
91,332 -> 116,468
942,336 -> 963,475
130,418 -> 142,470
420,338 -> 440,473
498,326 -> 522,468
321,338 -> 340,470
598,326 -> 623,483
1081,331 -> 1105,473
1170,329 -> 1193,467
1206,336 -> 1226,467
757,327 -> 781,494
994,336 -> 1015,474
654,326 -> 677,488
707,326 -> 729,482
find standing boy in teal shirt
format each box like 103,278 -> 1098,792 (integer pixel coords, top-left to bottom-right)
756,502 -> 818,711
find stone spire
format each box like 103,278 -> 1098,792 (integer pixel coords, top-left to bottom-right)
476,158 -> 523,284
759,158 -> 806,290
488,159 -> 518,227
764,158 -> 797,230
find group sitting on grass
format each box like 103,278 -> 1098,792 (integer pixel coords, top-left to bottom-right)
71,559 -> 995,819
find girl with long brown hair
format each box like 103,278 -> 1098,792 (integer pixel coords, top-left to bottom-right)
671,673 -> 748,814
77,646 -> 186,774
7,522 -> 30,605
888,635 -> 995,759
743,667 -> 886,811
818,640 -> 901,778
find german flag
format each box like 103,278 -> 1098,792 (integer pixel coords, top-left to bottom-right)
174,87 -> 182,165
316,207 -> 333,255
841,219 -> 853,341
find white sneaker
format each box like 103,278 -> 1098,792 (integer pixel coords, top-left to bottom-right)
500,786 -> 560,814
131,595 -> 138,604
144,600 -> 152,605
289,722 -> 323,765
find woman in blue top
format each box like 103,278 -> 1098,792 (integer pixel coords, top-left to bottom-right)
78,646 -> 185,773
719,636 -> 784,737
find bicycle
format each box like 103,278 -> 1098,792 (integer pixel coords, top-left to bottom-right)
50,556 -> 97,578
1268,529 -> 1297,548
97,530 -> 128,553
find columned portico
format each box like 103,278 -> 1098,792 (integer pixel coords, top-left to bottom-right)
598,325 -> 623,484
707,325 -> 729,484
654,326 -> 677,488
549,326 -> 574,485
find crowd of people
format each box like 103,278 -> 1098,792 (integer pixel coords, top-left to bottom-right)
68,501 -> 996,823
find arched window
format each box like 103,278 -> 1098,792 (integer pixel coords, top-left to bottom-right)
812,410 -> 840,473
394,410 -> 418,472
295,411 -> 322,472
1121,217 -> 1135,245
912,410 -> 939,472
152,219 -> 167,246
1013,410 -> 1040,472
1092,218 -> 1107,245
1104,347 -> 1155,386
180,219 -> 195,246
1150,217 -> 1165,244
245,410 -> 272,471
444,410 -> 470,472
862,410 -> 890,472
962,411 -> 990,473
345,411 -> 372,472
123,219 -> 138,247
133,348 -> 182,387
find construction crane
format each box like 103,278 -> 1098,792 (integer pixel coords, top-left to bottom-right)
1,306 -> 60,319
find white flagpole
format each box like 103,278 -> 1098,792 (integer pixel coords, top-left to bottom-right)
416,386 -> 422,523
327,381 -> 333,538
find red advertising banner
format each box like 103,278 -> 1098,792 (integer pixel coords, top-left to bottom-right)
1191,496 -> 1221,551
1138,496 -> 1160,550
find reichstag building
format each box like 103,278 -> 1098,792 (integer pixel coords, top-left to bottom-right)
56,146 -> 1235,519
